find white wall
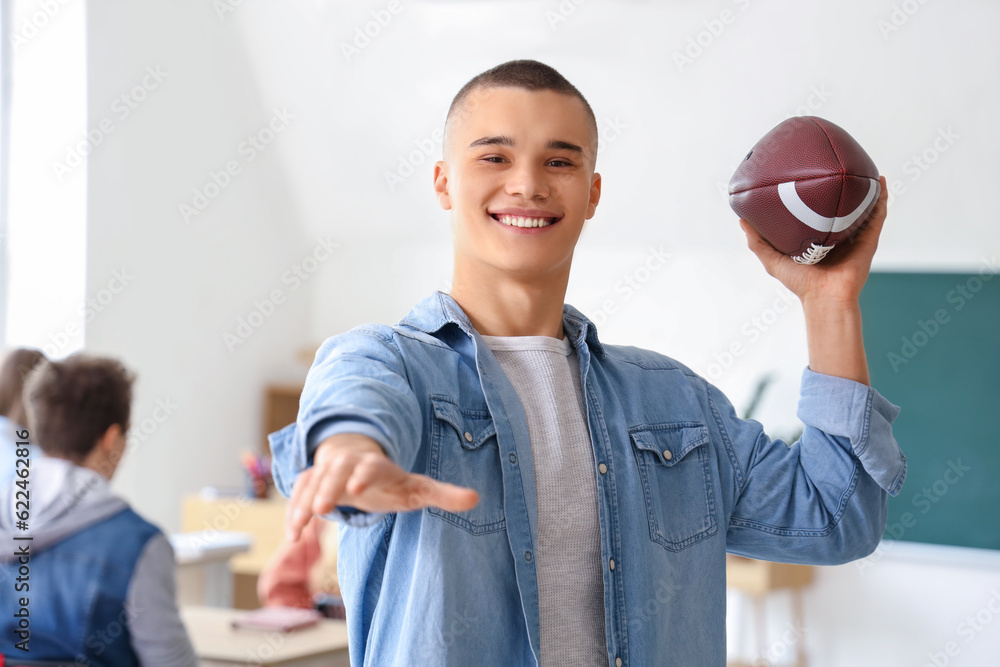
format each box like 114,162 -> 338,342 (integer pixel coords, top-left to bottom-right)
3,0 -> 86,355
77,0 -> 999,665
85,1 -> 318,528
728,543 -> 1000,667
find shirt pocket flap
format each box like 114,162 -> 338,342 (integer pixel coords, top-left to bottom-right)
629,424 -> 710,467
431,396 -> 497,450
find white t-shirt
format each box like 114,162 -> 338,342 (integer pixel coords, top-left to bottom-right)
480,333 -> 607,667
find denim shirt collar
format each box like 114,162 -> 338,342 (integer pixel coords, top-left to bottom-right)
400,290 -> 607,359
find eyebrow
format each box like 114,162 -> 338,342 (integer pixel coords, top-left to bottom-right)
467,135 -> 585,154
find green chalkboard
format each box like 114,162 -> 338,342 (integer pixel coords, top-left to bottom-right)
860,271 -> 1000,551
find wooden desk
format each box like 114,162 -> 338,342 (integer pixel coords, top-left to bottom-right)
171,531 -> 253,607
181,606 -> 350,667
182,494 -> 289,608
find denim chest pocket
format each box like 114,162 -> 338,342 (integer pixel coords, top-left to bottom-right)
426,395 -> 506,535
629,423 -> 718,551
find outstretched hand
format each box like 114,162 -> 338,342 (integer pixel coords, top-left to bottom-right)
285,434 -> 479,542
739,175 -> 888,304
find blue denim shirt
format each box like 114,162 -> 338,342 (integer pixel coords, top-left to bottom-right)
269,290 -> 906,667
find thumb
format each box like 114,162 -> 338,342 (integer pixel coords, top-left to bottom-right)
405,475 -> 479,512
739,218 -> 788,273
740,219 -> 778,259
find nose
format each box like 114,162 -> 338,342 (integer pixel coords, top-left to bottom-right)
505,161 -> 549,200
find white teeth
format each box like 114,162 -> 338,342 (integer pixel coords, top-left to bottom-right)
496,215 -> 555,228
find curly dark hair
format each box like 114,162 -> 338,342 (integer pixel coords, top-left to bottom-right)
24,354 -> 135,461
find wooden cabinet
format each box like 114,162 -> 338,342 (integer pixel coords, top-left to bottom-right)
262,384 -> 303,454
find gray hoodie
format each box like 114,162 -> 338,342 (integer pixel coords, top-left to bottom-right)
0,456 -> 197,666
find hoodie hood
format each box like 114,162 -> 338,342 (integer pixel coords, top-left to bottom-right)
0,456 -> 128,561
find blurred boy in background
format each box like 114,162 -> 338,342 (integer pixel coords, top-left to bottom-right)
0,354 -> 196,666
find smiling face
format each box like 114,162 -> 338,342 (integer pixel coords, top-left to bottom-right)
434,86 -> 601,285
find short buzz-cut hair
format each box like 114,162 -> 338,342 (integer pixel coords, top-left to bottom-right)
443,59 -> 599,161
24,354 -> 135,462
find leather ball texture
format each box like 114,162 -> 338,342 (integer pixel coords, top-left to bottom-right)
729,116 -> 880,265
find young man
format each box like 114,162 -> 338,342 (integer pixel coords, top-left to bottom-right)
0,354 -> 196,666
269,60 -> 905,666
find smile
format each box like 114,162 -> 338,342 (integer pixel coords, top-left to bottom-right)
489,214 -> 560,229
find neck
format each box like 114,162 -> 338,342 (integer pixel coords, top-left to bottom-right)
77,450 -> 115,480
449,263 -> 569,339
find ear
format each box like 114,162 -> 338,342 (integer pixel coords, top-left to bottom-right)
585,172 -> 602,220
97,423 -> 123,453
433,161 -> 452,211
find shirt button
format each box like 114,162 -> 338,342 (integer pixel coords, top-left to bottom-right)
616,658 -> 622,667
524,550 -> 533,562
609,558 -> 615,571
464,431 -> 473,442
598,463 -> 608,474
509,453 -> 517,464
662,449 -> 672,461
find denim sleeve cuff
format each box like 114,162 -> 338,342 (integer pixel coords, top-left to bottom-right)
267,416 -> 394,527
305,417 -> 396,526
306,417 -> 394,462
796,365 -> 907,496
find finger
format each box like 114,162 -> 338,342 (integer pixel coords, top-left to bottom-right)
870,175 -> 889,233
345,453 -> 402,496
312,451 -> 357,516
850,175 -> 889,247
286,467 -> 315,542
290,462 -> 326,541
402,474 -> 480,513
